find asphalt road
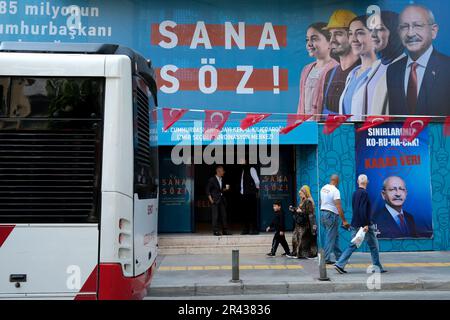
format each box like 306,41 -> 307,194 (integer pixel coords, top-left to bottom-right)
146,290 -> 450,300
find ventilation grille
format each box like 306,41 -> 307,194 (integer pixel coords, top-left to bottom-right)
0,130 -> 100,222
135,87 -> 151,167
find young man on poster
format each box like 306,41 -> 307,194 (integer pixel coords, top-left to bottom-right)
321,9 -> 361,114
387,4 -> 450,116
373,176 -> 418,238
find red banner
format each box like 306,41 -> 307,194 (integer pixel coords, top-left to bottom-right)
204,110 -> 231,140
151,23 -> 287,48
323,115 -> 352,135
356,116 -> 393,132
279,114 -> 312,134
156,67 -> 288,92
400,116 -> 432,142
162,108 -> 188,131
240,113 -> 271,130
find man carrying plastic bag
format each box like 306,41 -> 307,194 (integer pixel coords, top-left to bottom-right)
334,174 -> 387,274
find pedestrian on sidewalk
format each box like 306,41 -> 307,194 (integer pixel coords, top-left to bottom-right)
239,158 -> 260,235
206,165 -> 232,236
334,174 -> 387,274
320,174 -> 350,264
287,185 -> 318,259
266,200 -> 291,257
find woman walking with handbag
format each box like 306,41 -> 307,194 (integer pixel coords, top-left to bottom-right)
287,185 -> 318,259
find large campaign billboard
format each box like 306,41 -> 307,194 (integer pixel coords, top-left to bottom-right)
0,0 -> 449,117
355,123 -> 433,239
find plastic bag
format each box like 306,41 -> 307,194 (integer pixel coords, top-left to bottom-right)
351,227 -> 366,248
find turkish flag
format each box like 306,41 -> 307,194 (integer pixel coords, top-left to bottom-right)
356,116 -> 393,132
279,114 -> 312,134
323,114 -> 352,135
240,113 -> 271,130
444,116 -> 450,137
162,108 -> 188,131
400,116 -> 432,142
204,110 -> 231,140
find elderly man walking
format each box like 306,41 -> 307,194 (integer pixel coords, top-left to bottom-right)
334,174 -> 387,274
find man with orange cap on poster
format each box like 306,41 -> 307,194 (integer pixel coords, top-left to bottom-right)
322,9 -> 361,114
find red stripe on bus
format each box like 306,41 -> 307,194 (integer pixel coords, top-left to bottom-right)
151,23 -> 287,47
97,262 -> 156,300
155,68 -> 288,91
0,225 -> 15,247
74,265 -> 99,300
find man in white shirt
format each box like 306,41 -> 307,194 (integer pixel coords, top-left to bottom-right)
240,159 -> 260,235
320,174 -> 349,264
387,4 -> 450,116
373,176 -> 418,238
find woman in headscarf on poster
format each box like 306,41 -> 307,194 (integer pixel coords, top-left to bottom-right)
287,185 -> 318,259
366,11 -> 405,115
297,22 -> 338,119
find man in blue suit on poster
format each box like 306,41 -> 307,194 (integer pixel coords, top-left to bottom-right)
373,176 -> 419,238
386,4 -> 450,116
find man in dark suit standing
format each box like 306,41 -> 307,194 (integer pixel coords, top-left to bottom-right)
206,165 -> 231,236
373,176 -> 418,238
386,4 -> 450,116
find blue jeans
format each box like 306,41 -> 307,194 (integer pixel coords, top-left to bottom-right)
321,210 -> 342,262
335,225 -> 384,271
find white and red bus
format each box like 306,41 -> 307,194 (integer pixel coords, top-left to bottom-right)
0,42 -> 158,300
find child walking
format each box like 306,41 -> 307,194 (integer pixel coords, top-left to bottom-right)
266,200 -> 291,257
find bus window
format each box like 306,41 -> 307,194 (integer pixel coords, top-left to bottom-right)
0,77 -> 9,117
9,77 -> 103,119
0,77 -> 105,224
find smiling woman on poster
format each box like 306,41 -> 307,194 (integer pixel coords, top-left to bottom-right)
366,11 -> 405,115
339,16 -> 380,120
297,22 -> 338,119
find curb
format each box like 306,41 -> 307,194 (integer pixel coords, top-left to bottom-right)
147,280 -> 450,297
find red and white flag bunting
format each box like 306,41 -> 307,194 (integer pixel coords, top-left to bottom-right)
400,116 -> 432,142
204,110 -> 231,140
323,114 -> 352,135
162,108 -> 188,131
240,113 -> 271,130
356,116 -> 392,132
162,108 -> 447,139
279,114 -> 312,134
444,116 -> 450,137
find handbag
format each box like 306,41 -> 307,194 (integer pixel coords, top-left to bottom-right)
294,212 -> 308,226
351,227 -> 366,248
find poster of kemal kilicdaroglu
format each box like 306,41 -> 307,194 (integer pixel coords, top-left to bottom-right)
356,123 -> 433,239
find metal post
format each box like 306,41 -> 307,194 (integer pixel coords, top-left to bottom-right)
231,249 -> 240,283
318,249 -> 330,281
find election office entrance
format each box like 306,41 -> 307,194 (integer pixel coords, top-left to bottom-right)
158,144 -> 318,233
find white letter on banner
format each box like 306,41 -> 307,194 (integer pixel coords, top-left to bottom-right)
225,22 -> 245,49
236,66 -> 254,94
159,21 -> 178,49
199,62 -> 218,94
258,22 -> 280,50
160,65 -> 179,94
191,21 -> 212,49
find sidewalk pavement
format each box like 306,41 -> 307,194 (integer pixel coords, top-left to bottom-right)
147,251 -> 450,298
